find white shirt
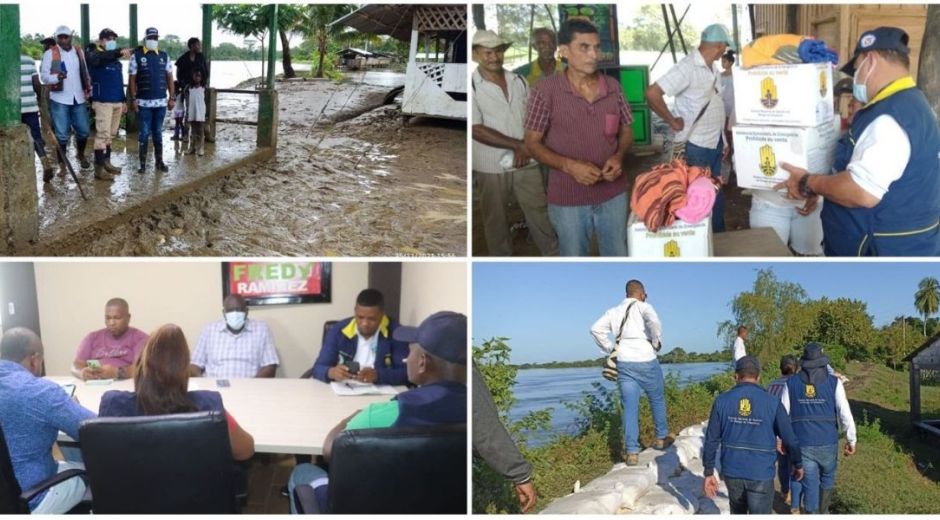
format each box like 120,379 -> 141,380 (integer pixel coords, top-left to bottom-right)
845,114 -> 911,201
656,49 -> 726,148
779,377 -> 857,445
353,331 -> 378,369
591,298 -> 663,363
40,45 -> 87,106
732,336 -> 747,362
188,86 -> 207,122
471,68 -> 529,174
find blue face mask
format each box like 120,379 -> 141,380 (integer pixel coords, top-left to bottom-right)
105,40 -> 117,51
225,311 -> 246,331
853,56 -> 874,104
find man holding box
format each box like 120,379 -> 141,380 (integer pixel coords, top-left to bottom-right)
776,27 -> 940,256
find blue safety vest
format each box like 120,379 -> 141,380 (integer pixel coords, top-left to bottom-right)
786,374 -> 839,446
823,81 -> 940,256
393,381 -> 467,428
132,47 -> 169,101
712,382 -> 780,481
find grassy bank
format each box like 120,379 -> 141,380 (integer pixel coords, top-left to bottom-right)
474,360 -> 940,514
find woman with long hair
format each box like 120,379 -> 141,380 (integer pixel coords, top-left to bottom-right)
99,324 -> 254,460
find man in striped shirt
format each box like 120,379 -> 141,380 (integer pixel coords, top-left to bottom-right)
189,295 -> 280,379
524,19 -> 634,256
20,55 -> 55,182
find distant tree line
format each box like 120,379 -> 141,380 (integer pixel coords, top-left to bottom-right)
512,347 -> 728,370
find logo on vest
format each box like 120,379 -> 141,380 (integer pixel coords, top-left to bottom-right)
739,398 -> 752,417
805,384 -> 816,398
664,240 -> 680,257
759,144 -> 777,177
140,57 -> 148,66
760,77 -> 778,108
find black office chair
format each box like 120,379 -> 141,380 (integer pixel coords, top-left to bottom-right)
0,423 -> 86,514
293,424 -> 467,514
300,320 -> 340,379
78,411 -> 239,514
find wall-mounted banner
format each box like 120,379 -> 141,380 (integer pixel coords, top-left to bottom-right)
559,4 -> 620,69
222,262 -> 332,305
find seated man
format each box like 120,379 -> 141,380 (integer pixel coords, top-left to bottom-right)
0,328 -> 97,514
288,311 -> 467,514
190,294 -> 279,378
72,297 -> 149,381
311,289 -> 409,386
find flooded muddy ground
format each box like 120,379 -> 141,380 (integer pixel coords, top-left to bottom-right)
35,74 -> 466,256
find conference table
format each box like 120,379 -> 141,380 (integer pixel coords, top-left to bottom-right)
48,376 -> 404,455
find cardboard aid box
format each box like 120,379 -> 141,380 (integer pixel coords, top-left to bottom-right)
627,213 -> 713,257
733,63 -> 834,127
732,118 -> 840,191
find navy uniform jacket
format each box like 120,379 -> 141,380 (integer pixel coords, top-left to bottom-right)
703,382 -> 802,481
311,316 -> 409,386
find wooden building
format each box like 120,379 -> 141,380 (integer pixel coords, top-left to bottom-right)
904,333 -> 940,437
753,4 -> 928,78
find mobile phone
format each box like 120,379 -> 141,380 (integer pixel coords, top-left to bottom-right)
216,379 -> 231,388
62,384 -> 76,398
86,359 -> 101,369
344,360 -> 360,375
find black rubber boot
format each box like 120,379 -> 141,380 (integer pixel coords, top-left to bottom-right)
93,149 -> 113,180
171,118 -> 181,141
76,138 -> 91,169
138,147 -> 147,174
103,145 -> 121,174
819,488 -> 833,514
154,143 -> 169,172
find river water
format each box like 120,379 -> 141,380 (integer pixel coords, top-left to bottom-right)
508,362 -> 729,446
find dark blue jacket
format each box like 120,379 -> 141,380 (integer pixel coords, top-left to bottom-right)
394,381 -> 467,427
824,80 -> 940,256
312,316 -> 409,386
99,390 -> 224,416
132,46 -> 169,100
786,373 -> 839,446
85,44 -> 125,103
703,382 -> 802,481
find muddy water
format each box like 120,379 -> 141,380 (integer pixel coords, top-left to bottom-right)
50,78 -> 466,256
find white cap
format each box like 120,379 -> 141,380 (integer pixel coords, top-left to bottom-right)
472,30 -> 512,50
54,25 -> 72,37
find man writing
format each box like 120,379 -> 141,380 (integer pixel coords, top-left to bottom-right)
591,279 -> 670,465
190,294 -> 279,378
472,30 -> 558,257
524,19 -> 634,256
72,298 -> 148,381
775,27 -> 940,256
288,311 -> 467,514
311,289 -> 409,386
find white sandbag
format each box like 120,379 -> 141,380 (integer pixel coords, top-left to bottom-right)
679,422 -> 706,437
581,462 -> 657,509
684,457 -> 706,477
539,488 -> 622,515
633,486 -> 697,515
673,435 -> 704,465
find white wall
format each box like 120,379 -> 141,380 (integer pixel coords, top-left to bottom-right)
34,261 -> 468,378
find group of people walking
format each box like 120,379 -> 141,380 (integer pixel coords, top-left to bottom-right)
20,25 -> 209,183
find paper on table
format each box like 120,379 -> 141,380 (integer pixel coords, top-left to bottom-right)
330,382 -> 398,396
85,379 -> 114,386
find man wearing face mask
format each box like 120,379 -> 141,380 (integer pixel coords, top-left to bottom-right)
311,289 -> 409,385
85,28 -> 133,181
646,24 -> 734,233
775,27 -> 940,256
39,25 -> 93,176
128,27 -> 175,174
190,294 -> 279,378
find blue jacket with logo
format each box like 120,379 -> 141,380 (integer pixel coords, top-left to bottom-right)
85,44 -> 125,103
703,382 -> 802,481
786,373 -> 840,446
311,316 -> 409,386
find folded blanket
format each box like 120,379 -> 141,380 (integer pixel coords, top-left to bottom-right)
741,34 -> 804,68
675,176 -> 718,224
798,39 -> 839,65
630,159 -> 716,232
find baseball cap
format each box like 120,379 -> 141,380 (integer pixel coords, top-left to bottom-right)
145,27 -> 159,38
734,355 -> 761,375
472,30 -> 511,50
841,26 -> 910,75
99,28 -> 118,40
54,25 -> 72,37
393,311 -> 467,365
701,24 -> 734,48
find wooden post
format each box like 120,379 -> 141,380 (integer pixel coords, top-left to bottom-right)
910,364 -> 921,423
257,89 -> 279,149
80,4 -> 90,48
0,5 -> 21,127
125,4 -> 138,133
206,87 -> 217,143
266,4 -> 278,89
202,4 -> 213,86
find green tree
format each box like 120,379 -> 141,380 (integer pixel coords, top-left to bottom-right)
294,4 -> 359,78
880,317 -> 921,370
914,277 -> 940,336
620,4 -> 698,52
214,4 -> 302,79
809,297 -> 878,361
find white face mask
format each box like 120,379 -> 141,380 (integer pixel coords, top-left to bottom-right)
225,311 -> 246,331
145,39 -> 158,51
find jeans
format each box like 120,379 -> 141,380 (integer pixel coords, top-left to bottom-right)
685,135 -> 725,233
801,444 -> 838,513
21,112 -> 46,157
49,100 -> 90,147
724,477 -> 774,514
548,194 -> 628,256
137,105 -> 167,147
288,463 -> 330,514
617,359 -> 668,454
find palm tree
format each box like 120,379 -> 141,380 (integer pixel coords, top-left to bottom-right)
294,5 -> 358,78
914,277 -> 940,336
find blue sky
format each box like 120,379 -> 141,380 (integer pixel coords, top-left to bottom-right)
473,262 -> 939,364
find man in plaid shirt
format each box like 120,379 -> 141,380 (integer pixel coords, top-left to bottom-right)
190,295 -> 279,378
